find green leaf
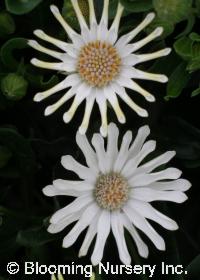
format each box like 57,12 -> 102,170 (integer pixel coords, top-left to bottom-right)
0,38 -> 28,71
189,32 -> 200,42
191,87 -> 200,97
187,56 -> 200,72
153,0 -> 193,23
120,0 -> 153,12
186,255 -> 200,279
5,0 -> 42,15
16,226 -> 56,247
166,62 -> 190,99
174,37 -> 193,61
0,128 -> 35,177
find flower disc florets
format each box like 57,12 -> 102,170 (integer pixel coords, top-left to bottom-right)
94,172 -> 129,210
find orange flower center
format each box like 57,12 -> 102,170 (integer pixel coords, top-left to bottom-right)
77,40 -> 121,87
94,172 -> 129,211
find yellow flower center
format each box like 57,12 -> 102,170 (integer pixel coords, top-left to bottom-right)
94,172 -> 129,211
77,40 -> 121,87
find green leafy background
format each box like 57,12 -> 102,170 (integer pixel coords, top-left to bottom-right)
0,0 -> 199,279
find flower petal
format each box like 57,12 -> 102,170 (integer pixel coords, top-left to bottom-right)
128,200 -> 178,230
43,179 -> 93,197
62,203 -> 99,248
111,211 -> 131,264
50,194 -> 93,224
122,213 -> 149,258
91,210 -> 111,266
129,168 -> 182,187
114,130 -> 133,172
61,155 -> 95,182
123,205 -> 166,251
130,188 -> 187,203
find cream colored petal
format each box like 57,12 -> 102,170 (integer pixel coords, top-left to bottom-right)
96,89 -> 108,137
31,57 -> 76,72
70,0 -> 88,30
113,83 -> 148,117
28,40 -> 64,60
117,75 -> 155,102
44,87 -> 77,116
104,85 -> 126,124
88,0 -> 97,25
33,29 -> 78,56
128,27 -> 163,53
115,13 -> 155,48
50,5 -> 77,39
63,83 -> 91,124
128,68 -> 168,83
34,74 -> 80,102
78,95 -> 95,135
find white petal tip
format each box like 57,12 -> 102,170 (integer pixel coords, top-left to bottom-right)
146,95 -> 156,102
42,186 -> 53,196
138,109 -> 148,117
50,5 -> 59,14
119,115 -> 126,124
155,27 -> 164,37
34,93 -> 44,102
100,126 -> 108,137
30,58 -> 38,66
63,113 -> 72,123
159,75 -> 168,83
164,48 -> 172,56
27,40 -> 37,47
146,12 -> 156,22
78,125 -> 87,135
34,29 -> 44,37
45,106 -> 55,116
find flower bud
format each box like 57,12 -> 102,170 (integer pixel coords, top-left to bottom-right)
0,11 -> 15,37
1,73 -> 28,101
0,146 -> 12,168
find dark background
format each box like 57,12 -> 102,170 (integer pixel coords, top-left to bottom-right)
0,0 -> 199,279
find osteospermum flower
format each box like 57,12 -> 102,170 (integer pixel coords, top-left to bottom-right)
29,0 -> 171,136
43,123 -> 191,265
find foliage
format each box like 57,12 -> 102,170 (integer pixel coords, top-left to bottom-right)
0,0 -> 199,279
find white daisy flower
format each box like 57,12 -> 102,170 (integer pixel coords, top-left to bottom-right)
43,123 -> 191,265
28,0 -> 171,137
